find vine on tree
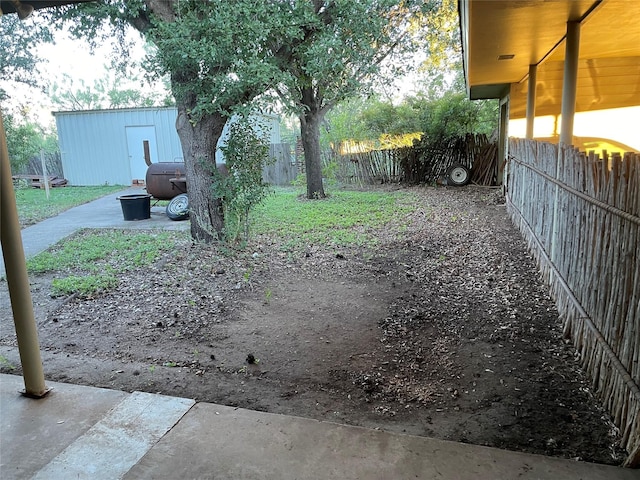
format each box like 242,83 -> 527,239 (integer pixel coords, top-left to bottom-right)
212,115 -> 274,245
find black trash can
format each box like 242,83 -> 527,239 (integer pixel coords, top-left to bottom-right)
118,194 -> 151,221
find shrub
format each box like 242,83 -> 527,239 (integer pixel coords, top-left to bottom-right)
212,115 -> 274,244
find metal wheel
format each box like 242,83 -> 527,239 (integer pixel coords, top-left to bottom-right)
166,193 -> 189,221
446,164 -> 471,186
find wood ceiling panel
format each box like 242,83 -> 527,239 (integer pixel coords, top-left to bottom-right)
466,0 -> 595,86
548,0 -> 640,61
463,0 -> 640,112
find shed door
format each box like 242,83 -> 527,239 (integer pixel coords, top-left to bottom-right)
126,126 -> 159,182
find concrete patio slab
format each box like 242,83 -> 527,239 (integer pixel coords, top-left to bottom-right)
32,391 -> 194,480
1,374 -> 637,480
125,402 -> 638,480
0,373 -> 127,479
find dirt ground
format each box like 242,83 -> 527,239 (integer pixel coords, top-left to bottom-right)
0,186 -> 627,465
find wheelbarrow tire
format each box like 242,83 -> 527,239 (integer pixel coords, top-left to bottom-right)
446,164 -> 471,186
166,193 -> 190,221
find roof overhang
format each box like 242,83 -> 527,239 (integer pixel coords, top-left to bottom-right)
468,84 -> 510,102
459,0 -> 640,117
0,0 -> 93,16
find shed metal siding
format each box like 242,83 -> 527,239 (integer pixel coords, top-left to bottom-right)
54,107 -> 280,186
54,107 -> 184,186
55,111 -> 128,185
215,114 -> 281,163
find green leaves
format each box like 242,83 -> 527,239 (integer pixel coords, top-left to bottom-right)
320,89 -> 498,152
279,0 -> 423,110
417,0 -> 461,76
3,112 -> 58,173
213,114 -> 274,244
0,14 -> 53,96
145,0 -> 284,120
419,92 -> 498,140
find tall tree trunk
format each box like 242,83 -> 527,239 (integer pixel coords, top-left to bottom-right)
130,3 -> 226,243
175,100 -> 226,242
299,107 -> 326,199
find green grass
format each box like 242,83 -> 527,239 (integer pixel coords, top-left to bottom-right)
25,187 -> 417,296
14,185 -> 125,227
0,355 -> 15,371
251,187 -> 416,250
51,274 -> 119,297
28,229 -> 184,297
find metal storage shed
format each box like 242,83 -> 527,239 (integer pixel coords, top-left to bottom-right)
53,106 -> 281,186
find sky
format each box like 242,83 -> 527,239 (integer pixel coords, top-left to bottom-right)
3,18 -> 156,128
39,32 -> 143,84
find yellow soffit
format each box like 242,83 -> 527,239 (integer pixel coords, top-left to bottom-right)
461,0 -> 640,116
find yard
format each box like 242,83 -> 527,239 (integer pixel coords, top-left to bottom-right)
0,186 -> 626,465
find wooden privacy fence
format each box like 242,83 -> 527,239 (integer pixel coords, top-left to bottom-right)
263,143 -> 296,186
506,138 -> 640,467
19,151 -> 64,178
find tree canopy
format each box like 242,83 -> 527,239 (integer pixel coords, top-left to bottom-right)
273,0 -> 433,198
41,0 -> 290,242
40,0 -> 436,236
319,0 -> 498,152
321,91 -> 498,154
3,110 -> 58,173
0,14 -> 53,102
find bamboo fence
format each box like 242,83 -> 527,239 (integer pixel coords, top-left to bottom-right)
334,134 -> 498,186
335,148 -> 404,185
506,138 -> 640,467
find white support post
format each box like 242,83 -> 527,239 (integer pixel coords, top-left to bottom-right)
525,64 -> 537,140
559,21 -> 581,146
552,21 -> 581,263
497,91 -> 510,187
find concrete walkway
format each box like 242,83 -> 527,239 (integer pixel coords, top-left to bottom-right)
1,374 -> 637,480
0,187 -> 190,277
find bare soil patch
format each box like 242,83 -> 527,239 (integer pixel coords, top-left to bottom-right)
0,186 -> 626,465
